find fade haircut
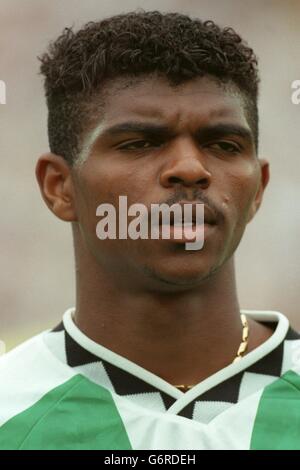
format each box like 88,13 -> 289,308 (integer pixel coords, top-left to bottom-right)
39,10 -> 260,165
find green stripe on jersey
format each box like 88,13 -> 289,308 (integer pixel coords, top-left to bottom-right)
0,374 -> 132,450
251,370 -> 300,450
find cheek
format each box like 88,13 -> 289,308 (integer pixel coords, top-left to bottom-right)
74,162 -> 151,237
218,163 -> 260,225
88,158 -> 150,199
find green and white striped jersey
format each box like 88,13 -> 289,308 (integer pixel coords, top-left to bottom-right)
1,308 -> 300,450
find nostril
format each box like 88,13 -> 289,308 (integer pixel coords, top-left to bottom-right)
168,176 -> 182,184
196,177 -> 210,187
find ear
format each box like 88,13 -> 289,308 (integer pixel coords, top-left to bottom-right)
35,153 -> 77,222
247,159 -> 270,223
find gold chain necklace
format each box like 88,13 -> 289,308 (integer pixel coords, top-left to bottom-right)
175,314 -> 249,393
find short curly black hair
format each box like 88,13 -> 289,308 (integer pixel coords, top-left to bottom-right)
39,10 -> 260,165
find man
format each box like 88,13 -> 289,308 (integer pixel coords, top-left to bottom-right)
0,10 -> 299,450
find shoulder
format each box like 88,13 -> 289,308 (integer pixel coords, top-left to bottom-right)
0,332 -> 76,445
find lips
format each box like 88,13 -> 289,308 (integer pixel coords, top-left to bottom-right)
158,201 -> 217,226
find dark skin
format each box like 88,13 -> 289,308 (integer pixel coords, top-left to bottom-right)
36,76 -> 272,387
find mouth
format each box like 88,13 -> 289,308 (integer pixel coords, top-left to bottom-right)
157,222 -> 216,246
154,201 -> 218,246
157,201 -> 217,227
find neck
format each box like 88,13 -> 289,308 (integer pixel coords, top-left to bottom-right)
73,234 -> 271,385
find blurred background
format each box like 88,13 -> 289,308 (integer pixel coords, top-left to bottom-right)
0,0 -> 299,351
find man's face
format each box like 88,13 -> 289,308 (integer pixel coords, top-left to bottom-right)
71,75 -> 267,292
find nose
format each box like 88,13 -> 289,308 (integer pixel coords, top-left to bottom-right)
159,138 -> 212,189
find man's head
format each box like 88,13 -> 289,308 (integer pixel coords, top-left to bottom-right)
36,11 -> 269,292
39,10 -> 260,166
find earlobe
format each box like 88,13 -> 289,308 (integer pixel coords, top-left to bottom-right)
35,153 -> 77,222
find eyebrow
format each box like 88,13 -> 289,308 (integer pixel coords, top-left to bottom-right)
196,123 -> 254,143
99,121 -> 174,140
98,121 -> 254,144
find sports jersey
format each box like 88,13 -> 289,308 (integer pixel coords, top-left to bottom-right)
0,308 -> 300,450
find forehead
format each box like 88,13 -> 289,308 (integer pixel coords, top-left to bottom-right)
100,75 -> 249,129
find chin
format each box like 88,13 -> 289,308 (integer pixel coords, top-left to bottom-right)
142,260 -> 216,291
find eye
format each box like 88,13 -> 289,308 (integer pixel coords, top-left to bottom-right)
206,141 -> 242,154
117,140 -> 157,151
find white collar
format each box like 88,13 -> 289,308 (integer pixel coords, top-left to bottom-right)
63,307 -> 289,410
